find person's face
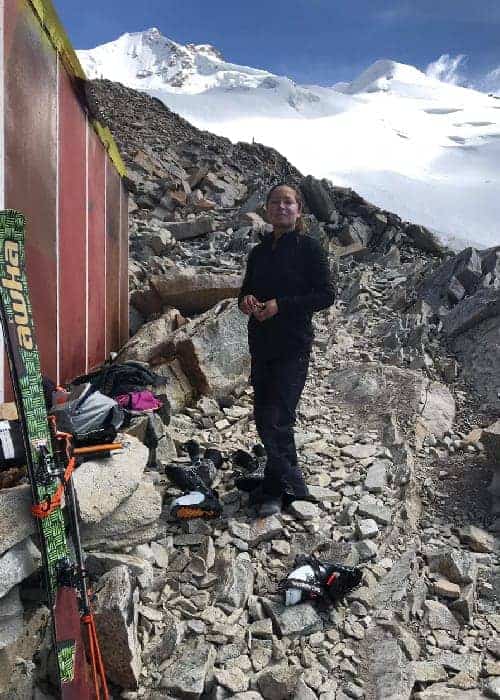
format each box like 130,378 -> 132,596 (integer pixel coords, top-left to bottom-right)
266,186 -> 301,230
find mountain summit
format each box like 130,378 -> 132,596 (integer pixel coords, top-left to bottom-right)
78,30 -> 500,248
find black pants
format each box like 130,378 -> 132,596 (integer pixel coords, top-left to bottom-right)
250,352 -> 310,499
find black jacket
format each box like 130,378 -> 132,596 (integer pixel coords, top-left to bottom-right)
238,230 -> 336,359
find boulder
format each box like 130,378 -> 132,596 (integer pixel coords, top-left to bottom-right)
160,641 -> 216,699
164,299 -> 250,400
0,587 -> 23,651
0,539 -> 41,599
482,420 -> 500,461
93,565 -> 141,689
151,267 -> 241,316
117,308 -> 186,364
81,481 -> 162,549
73,436 -> 149,526
328,363 -> 455,445
0,485 -> 35,556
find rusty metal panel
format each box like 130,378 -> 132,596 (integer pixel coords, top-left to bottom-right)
119,184 -> 129,346
105,162 -> 121,355
58,63 -> 86,383
4,0 -> 58,382
87,126 -> 106,370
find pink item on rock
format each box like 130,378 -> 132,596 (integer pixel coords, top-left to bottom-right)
116,391 -> 162,411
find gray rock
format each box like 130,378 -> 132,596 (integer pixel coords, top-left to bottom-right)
93,565 -> 141,689
426,547 -> 477,585
159,217 -> 214,241
415,685 -> 485,699
443,287 -> 500,337
411,661 -> 448,683
214,668 -> 249,694
117,308 -> 183,364
485,678 -> 500,699
248,516 -> 284,546
364,460 -> 389,494
263,600 -> 323,638
81,481 -> 162,549
0,485 -> 35,556
341,444 -> 377,460
216,550 -> 254,610
160,641 -> 216,699
293,678 -> 317,700
163,299 -> 250,401
0,586 -> 23,651
356,540 -> 378,562
458,524 -> 496,553
288,501 -> 319,520
73,435 -> 149,525
431,651 -> 481,678
365,626 -> 415,700
482,420 -> 500,461
307,486 -> 340,503
356,519 -> 379,539
151,266 -> 240,315
375,550 -> 419,614
85,552 -> 154,587
424,600 -> 460,632
358,495 -> 392,525
258,662 -> 302,700
0,538 -> 41,598
405,223 -> 445,255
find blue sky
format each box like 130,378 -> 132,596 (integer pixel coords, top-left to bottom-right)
57,0 -> 500,88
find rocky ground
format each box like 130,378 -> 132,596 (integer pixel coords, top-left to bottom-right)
0,79 -> 499,700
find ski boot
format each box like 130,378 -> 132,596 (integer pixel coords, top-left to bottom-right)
279,554 -> 363,606
232,444 -> 266,492
169,490 -> 223,520
166,440 -> 223,519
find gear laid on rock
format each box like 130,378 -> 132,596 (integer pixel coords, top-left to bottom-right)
279,555 -> 363,606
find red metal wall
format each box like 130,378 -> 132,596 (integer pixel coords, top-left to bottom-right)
2,0 -> 128,395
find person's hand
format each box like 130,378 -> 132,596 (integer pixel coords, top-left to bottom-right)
253,299 -> 279,322
239,294 -> 261,315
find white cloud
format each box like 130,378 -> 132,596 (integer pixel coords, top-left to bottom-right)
426,54 -> 468,85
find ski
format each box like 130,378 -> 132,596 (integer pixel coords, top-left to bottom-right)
0,210 -> 107,699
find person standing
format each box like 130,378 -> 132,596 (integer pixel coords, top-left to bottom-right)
238,183 -> 336,516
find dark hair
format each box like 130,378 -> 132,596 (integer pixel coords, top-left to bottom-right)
265,183 -> 306,233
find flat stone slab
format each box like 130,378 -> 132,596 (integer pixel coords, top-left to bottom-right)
307,486 -> 340,503
424,600 -> 460,633
0,485 -> 35,556
73,435 -> 148,525
263,600 -> 323,638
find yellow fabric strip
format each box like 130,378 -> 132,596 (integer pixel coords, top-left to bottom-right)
27,0 -> 127,177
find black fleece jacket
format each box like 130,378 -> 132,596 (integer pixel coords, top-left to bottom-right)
238,230 -> 336,359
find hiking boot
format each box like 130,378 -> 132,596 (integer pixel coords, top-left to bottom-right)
170,491 -> 222,520
170,441 -> 223,491
258,498 -> 282,518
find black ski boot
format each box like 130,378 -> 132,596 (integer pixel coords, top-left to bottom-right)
166,440 -> 223,520
279,555 -> 363,606
232,444 -> 266,492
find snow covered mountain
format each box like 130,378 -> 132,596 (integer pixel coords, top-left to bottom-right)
78,28 -> 500,249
